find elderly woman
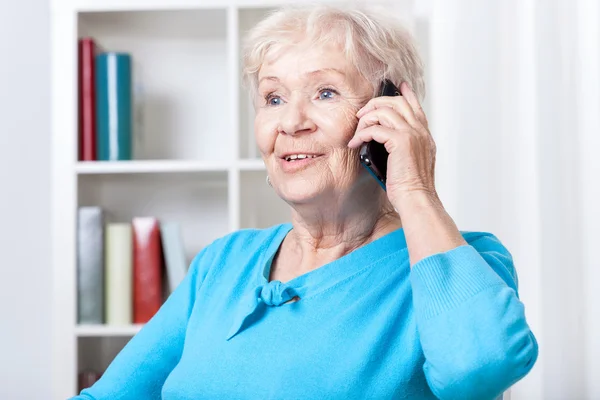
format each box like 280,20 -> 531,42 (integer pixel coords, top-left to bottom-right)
75,4 -> 538,400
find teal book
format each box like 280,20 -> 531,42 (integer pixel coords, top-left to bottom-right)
95,52 -> 132,161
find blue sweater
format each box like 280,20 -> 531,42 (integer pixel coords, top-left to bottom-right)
74,223 -> 538,400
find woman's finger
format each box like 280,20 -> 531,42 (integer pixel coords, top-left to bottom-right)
400,82 -> 428,129
355,107 -> 410,132
357,95 -> 421,130
347,124 -> 412,149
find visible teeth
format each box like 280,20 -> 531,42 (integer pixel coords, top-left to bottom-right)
285,154 -> 318,161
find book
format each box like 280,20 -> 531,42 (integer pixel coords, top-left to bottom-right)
132,217 -> 163,324
78,38 -> 97,161
105,223 -> 133,325
160,221 -> 189,294
78,370 -> 102,392
96,52 -> 133,161
76,206 -> 104,324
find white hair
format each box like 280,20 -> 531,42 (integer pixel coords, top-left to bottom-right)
241,3 -> 425,103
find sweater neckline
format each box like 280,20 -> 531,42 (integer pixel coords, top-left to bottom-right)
225,223 -> 408,340
257,222 -> 408,300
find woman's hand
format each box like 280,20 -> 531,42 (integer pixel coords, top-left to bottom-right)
347,81 -> 437,209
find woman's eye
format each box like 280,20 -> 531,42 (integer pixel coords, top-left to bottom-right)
264,89 -> 336,105
265,94 -> 283,106
319,89 -> 337,100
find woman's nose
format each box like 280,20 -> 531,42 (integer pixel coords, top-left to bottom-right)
277,100 -> 317,136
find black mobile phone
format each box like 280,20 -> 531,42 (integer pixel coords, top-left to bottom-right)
359,79 -> 401,191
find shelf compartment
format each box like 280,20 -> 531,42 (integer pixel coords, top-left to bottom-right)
237,7 -> 277,159
78,336 -> 133,382
78,171 -> 229,263
78,8 -> 231,161
239,170 -> 290,229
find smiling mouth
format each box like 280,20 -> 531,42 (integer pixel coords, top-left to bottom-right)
282,154 -> 322,162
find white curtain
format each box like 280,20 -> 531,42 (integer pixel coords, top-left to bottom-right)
409,0 -> 600,398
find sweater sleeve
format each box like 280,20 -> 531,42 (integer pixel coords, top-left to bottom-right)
409,232 -> 539,400
71,244 -> 215,400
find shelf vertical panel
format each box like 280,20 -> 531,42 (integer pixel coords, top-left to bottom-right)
51,2 -> 79,398
228,6 -> 241,232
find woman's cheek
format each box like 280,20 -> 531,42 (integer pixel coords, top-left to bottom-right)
313,103 -> 359,144
253,112 -> 275,155
340,107 -> 360,141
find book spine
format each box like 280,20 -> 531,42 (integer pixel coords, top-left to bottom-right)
105,223 -> 133,325
160,222 -> 188,294
132,217 -> 163,324
76,207 -> 104,324
78,38 -> 97,161
96,52 -> 132,161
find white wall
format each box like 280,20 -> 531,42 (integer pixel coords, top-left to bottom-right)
0,0 -> 52,398
426,0 -> 600,398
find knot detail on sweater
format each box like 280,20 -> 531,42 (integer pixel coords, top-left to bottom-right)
226,281 -> 299,340
260,280 -> 297,306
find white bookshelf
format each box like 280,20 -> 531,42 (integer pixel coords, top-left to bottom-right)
51,0 -> 417,398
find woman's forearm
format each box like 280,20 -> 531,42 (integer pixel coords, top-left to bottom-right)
393,191 -> 467,268
398,193 -> 539,399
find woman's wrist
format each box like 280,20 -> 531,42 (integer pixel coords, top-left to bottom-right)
393,190 -> 467,267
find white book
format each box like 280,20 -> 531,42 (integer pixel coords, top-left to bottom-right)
105,223 -> 133,325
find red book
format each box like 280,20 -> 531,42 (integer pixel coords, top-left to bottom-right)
132,217 -> 164,324
78,37 -> 97,161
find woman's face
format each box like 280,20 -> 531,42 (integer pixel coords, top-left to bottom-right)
255,41 -> 374,205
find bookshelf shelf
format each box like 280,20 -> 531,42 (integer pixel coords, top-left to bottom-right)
72,0 -> 319,13
75,159 -> 232,174
237,158 -> 266,170
75,324 -> 144,337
